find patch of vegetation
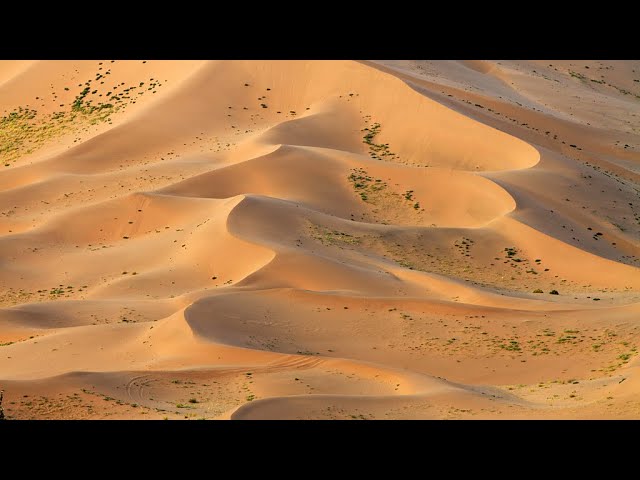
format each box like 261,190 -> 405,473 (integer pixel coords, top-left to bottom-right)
347,168 -> 425,221
0,68 -> 164,166
569,70 -> 587,81
557,331 -> 579,344
309,223 -> 361,247
500,340 -> 521,352
0,107 -> 38,163
396,258 -> 415,270
362,122 -> 397,160
348,168 -> 388,203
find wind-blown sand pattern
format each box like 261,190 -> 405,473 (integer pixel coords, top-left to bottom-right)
0,60 -> 639,419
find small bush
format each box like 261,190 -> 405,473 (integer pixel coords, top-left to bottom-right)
549,290 -> 559,295
533,289 -> 543,293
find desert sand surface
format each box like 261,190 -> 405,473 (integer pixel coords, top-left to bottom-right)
0,60 -> 638,420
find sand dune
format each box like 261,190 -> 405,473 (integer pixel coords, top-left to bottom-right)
0,60 -> 638,419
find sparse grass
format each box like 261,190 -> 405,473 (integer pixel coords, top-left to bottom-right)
0,71 -> 164,166
569,70 -> 587,81
347,167 -> 424,221
396,259 -> 415,270
362,122 -> 400,161
557,333 -> 578,344
500,340 -> 521,352
309,223 -> 361,247
348,168 -> 386,204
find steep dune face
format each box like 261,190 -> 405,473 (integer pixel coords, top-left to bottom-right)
0,60 -> 638,419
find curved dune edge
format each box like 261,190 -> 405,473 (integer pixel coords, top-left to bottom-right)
0,60 -> 638,419
2,296 -> 638,418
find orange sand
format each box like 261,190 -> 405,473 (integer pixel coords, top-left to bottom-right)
0,60 -> 638,419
